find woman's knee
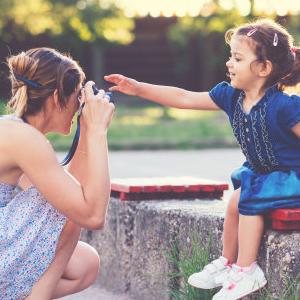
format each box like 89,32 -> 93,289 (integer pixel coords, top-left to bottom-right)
71,242 -> 100,289
82,242 -> 100,282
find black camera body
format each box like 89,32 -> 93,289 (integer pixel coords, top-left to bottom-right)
92,86 -> 113,102
61,86 -> 113,166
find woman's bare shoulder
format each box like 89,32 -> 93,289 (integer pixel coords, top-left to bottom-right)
0,119 -> 53,159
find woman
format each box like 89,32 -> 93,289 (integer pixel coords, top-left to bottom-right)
0,47 -> 115,299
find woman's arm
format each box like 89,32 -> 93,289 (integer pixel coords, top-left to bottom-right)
104,74 -> 220,111
67,120 -> 88,184
10,83 -> 114,230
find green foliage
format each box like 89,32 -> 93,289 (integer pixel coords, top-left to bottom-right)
255,269 -> 300,300
46,103 -> 235,151
0,101 -> 7,115
166,4 -> 249,82
158,229 -> 300,300
156,229 -> 217,300
0,0 -> 134,45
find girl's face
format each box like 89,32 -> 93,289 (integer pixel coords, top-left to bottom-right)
226,36 -> 259,90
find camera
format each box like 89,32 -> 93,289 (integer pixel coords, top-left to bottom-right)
61,85 -> 113,166
78,86 -> 113,103
92,86 -> 113,103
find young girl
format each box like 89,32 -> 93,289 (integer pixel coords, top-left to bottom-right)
105,18 -> 300,300
0,48 -> 114,299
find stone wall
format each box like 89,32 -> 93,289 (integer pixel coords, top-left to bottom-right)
81,197 -> 300,300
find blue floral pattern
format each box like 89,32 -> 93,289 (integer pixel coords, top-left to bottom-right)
0,183 -> 67,299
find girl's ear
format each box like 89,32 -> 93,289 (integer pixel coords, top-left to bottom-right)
259,60 -> 273,78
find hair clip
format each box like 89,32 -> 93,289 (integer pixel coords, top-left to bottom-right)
247,28 -> 257,37
273,33 -> 278,46
12,72 -> 42,89
292,46 -> 298,53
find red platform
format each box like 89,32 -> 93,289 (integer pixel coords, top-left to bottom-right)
267,209 -> 300,230
111,177 -> 229,201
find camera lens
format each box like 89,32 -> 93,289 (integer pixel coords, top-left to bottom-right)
92,86 -> 99,95
77,86 -> 113,103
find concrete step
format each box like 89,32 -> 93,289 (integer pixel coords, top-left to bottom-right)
60,286 -> 136,300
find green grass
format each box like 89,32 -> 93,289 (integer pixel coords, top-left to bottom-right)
158,229 -> 300,300
49,104 -> 235,151
0,99 -> 236,151
156,229 -> 217,300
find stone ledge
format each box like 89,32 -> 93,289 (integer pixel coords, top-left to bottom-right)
81,197 -> 300,300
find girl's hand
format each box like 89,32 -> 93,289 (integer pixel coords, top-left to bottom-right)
104,74 -> 139,96
80,81 -> 115,133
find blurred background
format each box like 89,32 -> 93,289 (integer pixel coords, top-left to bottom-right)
1,0 -> 300,151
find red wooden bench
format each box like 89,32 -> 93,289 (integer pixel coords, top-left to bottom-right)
111,177 -> 300,230
111,177 -> 229,201
266,209 -> 300,230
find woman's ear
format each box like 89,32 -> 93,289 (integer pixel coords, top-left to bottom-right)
52,89 -> 60,109
259,60 -> 273,78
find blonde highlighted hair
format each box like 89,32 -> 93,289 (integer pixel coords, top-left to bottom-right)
7,47 -> 85,118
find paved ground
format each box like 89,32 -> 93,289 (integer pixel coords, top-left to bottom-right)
61,286 -> 136,300
57,148 -> 245,299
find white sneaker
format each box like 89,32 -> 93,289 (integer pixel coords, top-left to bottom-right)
188,256 -> 232,289
212,262 -> 267,300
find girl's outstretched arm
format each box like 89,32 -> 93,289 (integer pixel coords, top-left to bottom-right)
104,74 -> 220,111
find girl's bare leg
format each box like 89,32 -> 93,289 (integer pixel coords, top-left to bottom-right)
236,214 -> 264,267
221,188 -> 240,264
24,221 -> 99,300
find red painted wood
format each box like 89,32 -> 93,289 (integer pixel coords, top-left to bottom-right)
158,185 -> 172,192
270,219 -> 300,230
267,209 -> 300,221
266,209 -> 300,230
173,186 -> 186,193
111,183 -> 142,193
143,186 -> 158,193
111,177 -> 229,201
201,185 -> 216,192
187,185 -> 201,192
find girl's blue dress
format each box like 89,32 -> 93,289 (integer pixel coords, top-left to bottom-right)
210,82 -> 300,215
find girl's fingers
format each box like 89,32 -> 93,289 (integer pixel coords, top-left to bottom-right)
104,74 -> 123,84
109,86 -> 119,92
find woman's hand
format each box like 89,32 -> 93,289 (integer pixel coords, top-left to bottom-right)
80,81 -> 115,134
104,74 -> 140,96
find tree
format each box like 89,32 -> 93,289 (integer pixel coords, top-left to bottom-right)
0,0 -> 135,97
0,0 -> 134,45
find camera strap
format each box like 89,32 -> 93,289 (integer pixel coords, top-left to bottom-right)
61,92 -> 113,166
60,102 -> 84,166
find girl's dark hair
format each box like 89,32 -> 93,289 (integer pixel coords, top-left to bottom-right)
7,47 -> 85,117
225,18 -> 300,89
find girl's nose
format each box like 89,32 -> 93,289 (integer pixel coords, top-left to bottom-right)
226,60 -> 232,68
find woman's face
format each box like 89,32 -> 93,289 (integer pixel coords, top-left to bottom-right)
59,85 -> 82,135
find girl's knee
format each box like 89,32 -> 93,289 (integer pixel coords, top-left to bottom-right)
227,189 -> 241,215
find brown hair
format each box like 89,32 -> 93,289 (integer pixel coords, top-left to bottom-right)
225,18 -> 300,90
7,47 -> 85,117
